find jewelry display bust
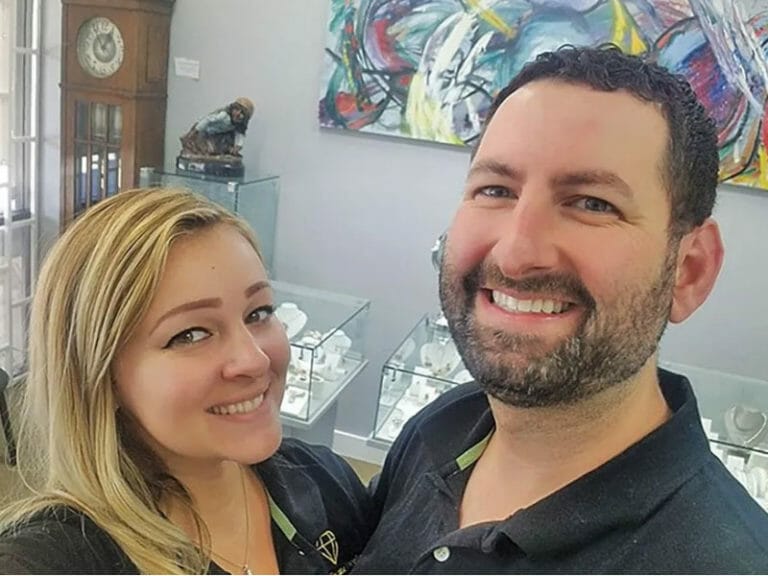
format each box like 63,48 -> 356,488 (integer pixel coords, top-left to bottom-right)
419,339 -> 461,379
275,302 -> 308,340
724,405 -> 768,448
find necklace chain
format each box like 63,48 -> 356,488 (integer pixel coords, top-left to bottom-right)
726,407 -> 768,447
209,465 -> 251,575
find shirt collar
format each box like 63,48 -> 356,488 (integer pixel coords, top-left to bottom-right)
422,369 -> 712,556
414,381 -> 496,472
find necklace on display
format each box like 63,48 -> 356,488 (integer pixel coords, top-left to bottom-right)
209,466 -> 252,575
420,339 -> 460,378
724,405 -> 768,448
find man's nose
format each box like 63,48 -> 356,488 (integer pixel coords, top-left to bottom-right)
221,325 -> 271,380
490,194 -> 561,278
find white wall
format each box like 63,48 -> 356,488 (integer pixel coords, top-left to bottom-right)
40,0 -> 768,439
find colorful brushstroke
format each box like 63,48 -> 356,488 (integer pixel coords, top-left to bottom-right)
319,0 -> 768,188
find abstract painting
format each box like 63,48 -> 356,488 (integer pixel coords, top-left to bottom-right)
319,0 -> 768,188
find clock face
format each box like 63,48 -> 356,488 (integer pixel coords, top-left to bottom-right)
76,17 -> 125,79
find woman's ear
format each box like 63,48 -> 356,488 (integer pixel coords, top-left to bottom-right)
669,218 -> 724,324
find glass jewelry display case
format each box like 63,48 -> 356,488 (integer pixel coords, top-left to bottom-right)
372,312 -> 470,445
272,280 -> 369,428
661,361 -> 768,511
138,167 -> 279,272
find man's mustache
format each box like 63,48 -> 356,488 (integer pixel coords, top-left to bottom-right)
462,263 -> 597,311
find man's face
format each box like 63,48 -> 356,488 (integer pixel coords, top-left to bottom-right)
440,79 -> 679,407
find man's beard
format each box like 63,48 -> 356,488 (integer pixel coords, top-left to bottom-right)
438,248 -> 677,408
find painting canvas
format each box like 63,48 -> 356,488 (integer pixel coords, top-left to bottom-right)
319,0 -> 768,188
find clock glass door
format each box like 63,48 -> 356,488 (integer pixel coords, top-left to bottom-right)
73,99 -> 122,218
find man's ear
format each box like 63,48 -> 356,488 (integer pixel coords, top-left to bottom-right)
669,218 -> 724,324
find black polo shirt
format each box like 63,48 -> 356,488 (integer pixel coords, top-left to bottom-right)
0,440 -> 374,574
354,369 -> 768,573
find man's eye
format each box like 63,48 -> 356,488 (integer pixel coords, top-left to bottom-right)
476,186 -> 510,199
575,197 -> 617,214
247,305 -> 275,324
166,328 -> 210,348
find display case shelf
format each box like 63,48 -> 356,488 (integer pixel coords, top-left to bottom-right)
371,312 -> 470,445
139,167 -> 279,272
272,280 -> 369,428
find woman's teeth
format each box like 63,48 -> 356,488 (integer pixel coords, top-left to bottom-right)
209,394 -> 264,415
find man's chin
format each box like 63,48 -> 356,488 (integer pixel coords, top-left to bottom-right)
469,323 -> 570,361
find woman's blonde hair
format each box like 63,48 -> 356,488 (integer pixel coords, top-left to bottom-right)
0,187 -> 261,573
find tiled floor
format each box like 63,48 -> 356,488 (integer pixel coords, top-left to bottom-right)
343,457 -> 382,484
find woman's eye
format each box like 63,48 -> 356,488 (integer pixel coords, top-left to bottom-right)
574,196 -> 617,214
166,328 -> 210,348
247,305 -> 275,324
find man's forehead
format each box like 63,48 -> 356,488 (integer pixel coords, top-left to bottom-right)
488,79 -> 669,135
475,80 -> 670,192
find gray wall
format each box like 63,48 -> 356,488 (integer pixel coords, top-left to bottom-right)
40,0 -> 768,440
163,0 -> 468,437
660,184 -> 768,374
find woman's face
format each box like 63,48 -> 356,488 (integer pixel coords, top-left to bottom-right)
114,224 -> 289,472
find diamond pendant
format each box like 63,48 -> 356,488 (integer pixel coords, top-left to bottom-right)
244,566 -> 253,576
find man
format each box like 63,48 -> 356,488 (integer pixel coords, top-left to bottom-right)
354,45 -> 768,573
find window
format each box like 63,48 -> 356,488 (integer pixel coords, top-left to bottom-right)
0,0 -> 39,376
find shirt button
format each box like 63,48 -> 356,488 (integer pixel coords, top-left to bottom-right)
433,546 -> 451,562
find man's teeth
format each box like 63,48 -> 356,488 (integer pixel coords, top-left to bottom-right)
210,394 -> 264,416
492,291 -> 569,314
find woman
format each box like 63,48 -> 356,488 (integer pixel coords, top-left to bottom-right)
0,188 -> 372,574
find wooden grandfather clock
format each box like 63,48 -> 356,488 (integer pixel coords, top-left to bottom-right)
60,0 -> 174,227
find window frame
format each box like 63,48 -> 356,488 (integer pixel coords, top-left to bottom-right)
1,0 -> 40,377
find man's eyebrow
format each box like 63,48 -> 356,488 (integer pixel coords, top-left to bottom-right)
467,159 -> 523,180
152,298 -> 222,332
551,170 -> 634,199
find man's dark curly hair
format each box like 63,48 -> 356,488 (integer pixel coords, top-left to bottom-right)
475,44 -> 719,237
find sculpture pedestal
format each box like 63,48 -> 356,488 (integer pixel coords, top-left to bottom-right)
176,155 -> 244,178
